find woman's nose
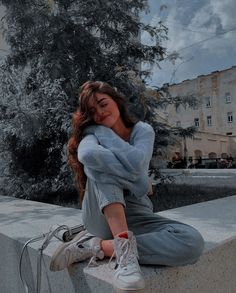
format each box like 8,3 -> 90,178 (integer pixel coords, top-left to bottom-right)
97,107 -> 104,116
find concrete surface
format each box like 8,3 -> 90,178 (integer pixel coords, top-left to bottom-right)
0,195 -> 235,293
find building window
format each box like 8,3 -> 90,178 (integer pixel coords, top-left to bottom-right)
194,118 -> 199,127
207,115 -> 212,126
225,92 -> 231,103
205,97 -> 211,108
176,121 -> 181,127
227,112 -> 233,123
193,100 -> 199,110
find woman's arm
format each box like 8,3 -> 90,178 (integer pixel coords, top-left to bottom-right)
83,165 -> 149,198
83,122 -> 155,173
78,134 -> 139,181
80,122 -> 155,198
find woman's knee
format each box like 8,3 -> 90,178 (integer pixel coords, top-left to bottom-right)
191,230 -> 204,260
181,227 -> 204,264
165,223 -> 204,265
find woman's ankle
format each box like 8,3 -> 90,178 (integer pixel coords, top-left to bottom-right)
101,239 -> 114,257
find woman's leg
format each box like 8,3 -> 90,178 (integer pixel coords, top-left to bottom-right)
83,180 -> 204,265
103,203 -> 128,237
82,180 -> 126,239
82,180 -> 145,290
82,180 -> 129,257
101,202 -> 128,256
135,223 -> 204,266
125,194 -> 204,266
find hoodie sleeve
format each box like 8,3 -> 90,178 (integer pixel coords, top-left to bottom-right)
83,122 -> 155,174
78,134 -> 139,181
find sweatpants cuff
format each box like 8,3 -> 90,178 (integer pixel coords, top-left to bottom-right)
100,199 -> 126,213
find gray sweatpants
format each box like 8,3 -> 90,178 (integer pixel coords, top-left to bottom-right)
82,180 -> 204,266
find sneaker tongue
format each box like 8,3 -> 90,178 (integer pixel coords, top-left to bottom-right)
117,232 -> 128,239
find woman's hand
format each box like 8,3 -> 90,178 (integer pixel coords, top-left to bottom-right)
147,182 -> 153,196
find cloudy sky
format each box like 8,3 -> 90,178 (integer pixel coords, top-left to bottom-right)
142,0 -> 236,87
1,1 -> 235,87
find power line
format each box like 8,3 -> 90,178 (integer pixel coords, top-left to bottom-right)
165,26 -> 236,59
176,27 -> 215,35
177,26 -> 236,53
165,26 -> 236,83
163,19 -> 209,29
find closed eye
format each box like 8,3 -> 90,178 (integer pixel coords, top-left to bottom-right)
89,108 -> 96,115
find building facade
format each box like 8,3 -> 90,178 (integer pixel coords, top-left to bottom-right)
166,66 -> 236,162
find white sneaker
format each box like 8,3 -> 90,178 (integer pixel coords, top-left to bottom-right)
50,231 -> 104,271
112,231 -> 145,291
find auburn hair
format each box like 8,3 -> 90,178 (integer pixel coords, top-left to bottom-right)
67,81 -> 136,202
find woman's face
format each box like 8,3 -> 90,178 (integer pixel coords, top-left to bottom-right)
88,93 -> 121,128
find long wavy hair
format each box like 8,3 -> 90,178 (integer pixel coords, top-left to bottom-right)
68,81 -> 136,202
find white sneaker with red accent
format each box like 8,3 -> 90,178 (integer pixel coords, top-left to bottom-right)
112,231 -> 145,291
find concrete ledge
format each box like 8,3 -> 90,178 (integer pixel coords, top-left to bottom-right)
0,195 -> 235,293
159,168 -> 236,187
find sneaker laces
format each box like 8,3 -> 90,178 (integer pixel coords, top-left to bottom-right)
87,255 -> 99,267
108,236 -> 138,270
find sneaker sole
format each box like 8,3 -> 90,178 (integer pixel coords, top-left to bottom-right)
114,287 -> 146,293
114,280 -> 145,292
50,230 -> 88,271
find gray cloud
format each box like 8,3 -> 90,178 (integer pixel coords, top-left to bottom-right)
144,0 -> 236,86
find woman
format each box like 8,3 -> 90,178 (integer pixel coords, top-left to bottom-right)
50,81 -> 204,292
